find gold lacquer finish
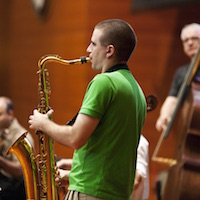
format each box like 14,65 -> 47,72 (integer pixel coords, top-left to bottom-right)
7,55 -> 90,200
8,132 -> 39,200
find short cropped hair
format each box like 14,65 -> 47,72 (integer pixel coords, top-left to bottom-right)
95,19 -> 137,62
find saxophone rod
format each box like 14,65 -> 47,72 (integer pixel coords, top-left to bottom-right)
38,55 -> 91,68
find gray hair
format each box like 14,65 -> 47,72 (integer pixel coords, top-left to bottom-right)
180,23 -> 200,40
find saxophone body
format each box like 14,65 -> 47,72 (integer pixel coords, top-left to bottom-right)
7,55 -> 90,200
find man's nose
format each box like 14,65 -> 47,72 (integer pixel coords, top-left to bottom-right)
86,44 -> 92,53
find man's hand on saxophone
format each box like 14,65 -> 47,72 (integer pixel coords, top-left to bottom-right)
28,109 -> 99,150
29,109 -> 54,130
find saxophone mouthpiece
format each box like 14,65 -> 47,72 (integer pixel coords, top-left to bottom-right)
80,56 -> 90,64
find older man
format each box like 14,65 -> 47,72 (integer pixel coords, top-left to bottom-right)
0,96 -> 34,200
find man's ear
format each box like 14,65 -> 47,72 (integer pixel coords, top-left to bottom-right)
106,45 -> 115,58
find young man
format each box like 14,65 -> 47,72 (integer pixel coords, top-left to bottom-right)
29,19 -> 147,200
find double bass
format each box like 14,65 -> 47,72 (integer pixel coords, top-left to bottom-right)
152,46 -> 200,200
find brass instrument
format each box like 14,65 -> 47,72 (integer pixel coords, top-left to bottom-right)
7,55 -> 90,200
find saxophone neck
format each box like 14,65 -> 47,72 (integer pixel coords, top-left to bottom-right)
38,54 -> 91,70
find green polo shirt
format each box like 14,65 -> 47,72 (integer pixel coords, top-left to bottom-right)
68,64 -> 146,200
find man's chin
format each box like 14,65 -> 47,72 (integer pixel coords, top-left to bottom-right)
188,50 -> 198,59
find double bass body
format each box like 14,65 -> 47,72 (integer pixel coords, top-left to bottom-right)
163,83 -> 200,200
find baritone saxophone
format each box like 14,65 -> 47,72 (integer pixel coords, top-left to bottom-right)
7,55 -> 91,200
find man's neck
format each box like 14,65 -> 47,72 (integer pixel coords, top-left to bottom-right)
101,61 -> 127,73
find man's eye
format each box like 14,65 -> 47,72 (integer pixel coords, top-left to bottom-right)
183,37 -> 200,43
91,42 -> 96,46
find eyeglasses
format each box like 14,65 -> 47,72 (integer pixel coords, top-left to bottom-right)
182,36 -> 200,44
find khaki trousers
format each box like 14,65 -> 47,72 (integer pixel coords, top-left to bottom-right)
64,190 -> 105,200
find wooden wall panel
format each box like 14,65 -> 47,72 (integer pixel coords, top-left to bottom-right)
0,0 -> 200,199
